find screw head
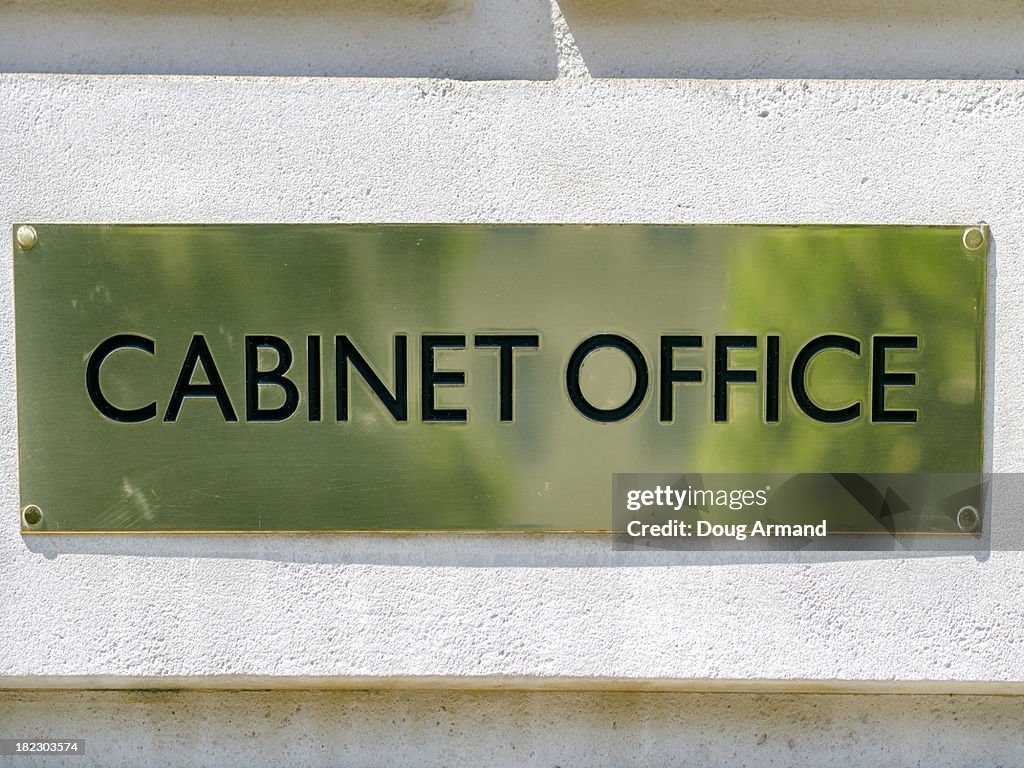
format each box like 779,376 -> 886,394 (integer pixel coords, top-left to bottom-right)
963,227 -> 985,251
956,505 -> 979,532
21,504 -> 43,528
15,225 -> 37,250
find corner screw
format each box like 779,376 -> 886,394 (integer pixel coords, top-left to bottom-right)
956,505 -> 979,532
21,504 -> 43,528
963,227 -> 985,251
15,225 -> 37,250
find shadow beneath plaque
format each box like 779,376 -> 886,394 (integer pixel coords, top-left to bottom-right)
0,0 -> 557,79
556,0 -> 1024,79
20,527 -> 996,569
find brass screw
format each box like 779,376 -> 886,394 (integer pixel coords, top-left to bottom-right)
956,505 -> 979,532
963,227 -> 985,251
15,225 -> 37,250
21,504 -> 43,528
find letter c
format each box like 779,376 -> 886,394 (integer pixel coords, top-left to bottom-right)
790,334 -> 862,424
86,334 -> 157,423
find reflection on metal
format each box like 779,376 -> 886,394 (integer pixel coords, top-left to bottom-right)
13,224 -> 986,533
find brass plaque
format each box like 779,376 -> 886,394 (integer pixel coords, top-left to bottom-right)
13,224 -> 986,533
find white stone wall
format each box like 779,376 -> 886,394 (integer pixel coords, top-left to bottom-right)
3,72 -> 1021,690
2,1 -> 1023,765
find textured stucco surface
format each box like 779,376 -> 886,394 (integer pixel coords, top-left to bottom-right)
0,73 -> 1022,690
557,0 -> 1024,79
2,689 -> 1024,767
1,0 -> 1023,79
0,0 -> 557,79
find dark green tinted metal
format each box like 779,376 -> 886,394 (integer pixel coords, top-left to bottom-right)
13,224 -> 986,533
